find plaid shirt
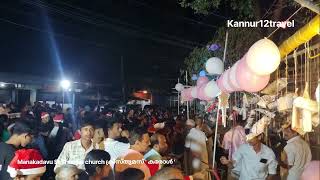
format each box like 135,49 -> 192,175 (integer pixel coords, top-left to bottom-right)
54,139 -> 93,170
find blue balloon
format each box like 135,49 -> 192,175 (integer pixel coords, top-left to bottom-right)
199,70 -> 206,77
191,74 -> 198,81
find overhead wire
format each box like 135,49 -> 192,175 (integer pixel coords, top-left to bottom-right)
267,6 -> 303,38
21,0 -> 205,48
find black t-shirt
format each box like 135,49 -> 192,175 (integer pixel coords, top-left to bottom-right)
0,142 -> 17,180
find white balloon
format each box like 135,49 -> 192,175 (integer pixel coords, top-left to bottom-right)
204,80 -> 220,98
246,38 -> 281,75
191,87 -> 198,98
205,57 -> 224,75
175,83 -> 184,92
229,61 -> 242,90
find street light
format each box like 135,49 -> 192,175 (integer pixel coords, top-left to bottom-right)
60,80 -> 71,111
60,80 -> 71,90
0,82 -> 5,88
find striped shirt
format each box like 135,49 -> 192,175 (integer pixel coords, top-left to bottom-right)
54,139 -> 93,170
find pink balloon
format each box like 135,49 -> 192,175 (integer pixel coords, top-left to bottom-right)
217,75 -> 230,93
222,69 -> 235,93
197,84 -> 212,101
181,88 -> 193,101
301,161 -> 320,180
228,61 -> 242,91
197,76 -> 209,87
236,59 -> 270,92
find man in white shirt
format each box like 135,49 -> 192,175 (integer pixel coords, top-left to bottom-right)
280,124 -> 312,180
220,133 -> 278,180
54,121 -> 94,171
104,120 -> 130,169
184,119 -> 210,180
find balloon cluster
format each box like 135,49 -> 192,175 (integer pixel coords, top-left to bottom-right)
177,38 -> 281,101
180,57 -> 224,101
217,38 -> 280,93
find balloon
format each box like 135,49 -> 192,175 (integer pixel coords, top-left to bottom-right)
246,38 -> 281,75
205,57 -> 224,75
217,75 -> 230,93
236,59 -> 270,92
191,74 -> 198,81
228,60 -> 242,91
204,80 -> 220,98
222,69 -> 235,92
175,83 -> 184,92
197,76 -> 209,87
301,161 -> 320,180
199,70 -> 206,77
191,86 -> 198,98
207,43 -> 220,51
181,88 -> 193,101
198,85 -> 212,101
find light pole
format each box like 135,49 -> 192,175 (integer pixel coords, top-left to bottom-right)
60,80 -> 71,111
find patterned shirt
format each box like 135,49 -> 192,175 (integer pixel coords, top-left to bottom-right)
54,139 -> 93,170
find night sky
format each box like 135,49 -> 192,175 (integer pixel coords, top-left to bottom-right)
0,0 -> 227,93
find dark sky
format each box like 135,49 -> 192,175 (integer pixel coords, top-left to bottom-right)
0,0 -> 227,93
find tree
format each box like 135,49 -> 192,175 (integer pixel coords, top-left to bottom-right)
179,0 -> 313,77
184,26 -> 261,76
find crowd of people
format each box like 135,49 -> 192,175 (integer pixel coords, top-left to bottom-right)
0,101 -> 315,180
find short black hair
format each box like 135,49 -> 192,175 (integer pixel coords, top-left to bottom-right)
84,150 -> 111,176
80,121 -> 95,129
93,120 -> 105,130
129,127 -> 148,145
12,120 -> 36,135
106,118 -> 120,130
118,168 -> 145,180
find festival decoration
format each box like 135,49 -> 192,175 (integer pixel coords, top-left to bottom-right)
250,116 -> 271,134
191,74 -> 198,81
191,86 -> 198,98
261,78 -> 288,95
198,84 -> 212,101
228,60 -> 242,91
199,70 -> 206,77
181,88 -> 193,101
246,38 -> 281,76
244,110 -> 256,129
216,75 -> 229,93
175,83 -> 184,92
277,93 -> 295,112
196,76 -> 209,87
292,83 -> 317,132
236,59 -> 270,92
222,69 -> 235,92
207,43 -> 220,52
218,92 -> 229,127
205,57 -> 224,75
279,15 -> 320,59
204,80 -> 220,98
